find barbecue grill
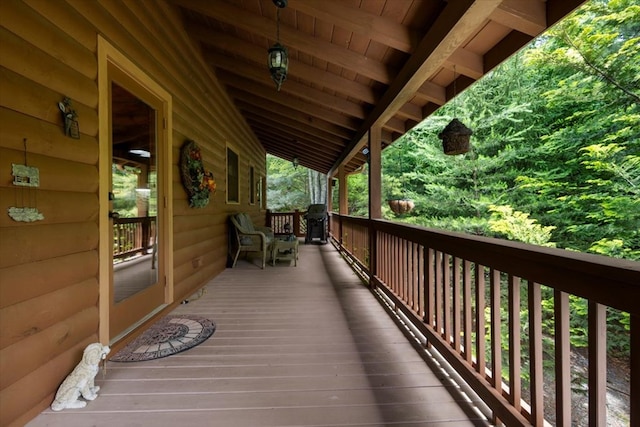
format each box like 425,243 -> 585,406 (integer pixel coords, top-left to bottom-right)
304,204 -> 327,244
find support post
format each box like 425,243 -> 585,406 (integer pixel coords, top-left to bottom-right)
368,125 -> 382,219
368,125 -> 382,287
338,165 -> 348,215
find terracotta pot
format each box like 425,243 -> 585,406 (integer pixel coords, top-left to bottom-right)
388,199 -> 414,214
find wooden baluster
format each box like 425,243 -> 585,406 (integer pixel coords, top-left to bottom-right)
463,260 -> 472,363
554,290 -> 571,426
115,224 -> 121,255
508,275 -> 522,412
380,232 -> 387,284
424,248 -> 435,329
391,236 -> 397,295
396,236 -> 401,297
418,245 -> 425,319
490,268 -> 502,396
453,257 -> 461,352
414,242 -> 420,312
435,251 -> 443,336
528,281 -> 544,426
588,301 -> 606,427
401,238 -> 407,301
443,253 -> 451,342
475,264 -> 486,377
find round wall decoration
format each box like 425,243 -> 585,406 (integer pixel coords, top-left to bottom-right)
179,140 -> 216,208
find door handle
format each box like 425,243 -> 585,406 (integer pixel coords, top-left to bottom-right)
109,211 -> 120,219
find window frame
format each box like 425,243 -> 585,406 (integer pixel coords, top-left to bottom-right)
226,144 -> 240,204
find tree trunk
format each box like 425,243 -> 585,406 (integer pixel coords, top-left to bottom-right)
307,169 -> 327,204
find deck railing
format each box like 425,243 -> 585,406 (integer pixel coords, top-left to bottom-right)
330,213 -> 638,427
113,216 -> 156,260
267,210 -> 306,237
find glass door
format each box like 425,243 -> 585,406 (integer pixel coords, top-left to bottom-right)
108,76 -> 166,342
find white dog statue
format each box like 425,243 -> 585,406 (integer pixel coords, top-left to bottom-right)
50,342 -> 110,411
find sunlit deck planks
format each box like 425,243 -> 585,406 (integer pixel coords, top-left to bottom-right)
27,242 -> 486,427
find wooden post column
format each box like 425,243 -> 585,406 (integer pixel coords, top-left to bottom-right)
336,165 -> 348,244
368,125 -> 382,219
338,165 -> 348,215
327,175 -> 333,213
368,124 -> 382,288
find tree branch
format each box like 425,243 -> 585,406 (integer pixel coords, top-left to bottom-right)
562,31 -> 640,104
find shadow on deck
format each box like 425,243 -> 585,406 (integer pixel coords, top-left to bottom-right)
28,241 -> 488,426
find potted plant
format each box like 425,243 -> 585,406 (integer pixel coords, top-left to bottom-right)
385,176 -> 414,214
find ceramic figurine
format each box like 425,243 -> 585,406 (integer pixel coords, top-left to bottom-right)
50,343 -> 110,411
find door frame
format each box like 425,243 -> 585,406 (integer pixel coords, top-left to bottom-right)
97,36 -> 173,344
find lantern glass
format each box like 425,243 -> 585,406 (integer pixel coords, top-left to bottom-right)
268,43 -> 288,89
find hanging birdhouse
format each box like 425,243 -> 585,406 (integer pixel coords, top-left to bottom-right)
387,199 -> 414,215
438,118 -> 472,155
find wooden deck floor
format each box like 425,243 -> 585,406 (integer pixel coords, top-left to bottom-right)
28,242 -> 487,427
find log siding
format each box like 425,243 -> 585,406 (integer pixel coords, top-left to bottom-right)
0,1 -> 266,425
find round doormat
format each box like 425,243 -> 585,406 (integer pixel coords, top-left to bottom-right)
110,315 -> 215,362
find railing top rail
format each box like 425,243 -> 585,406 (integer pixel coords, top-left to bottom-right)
333,213 -> 640,314
113,216 -> 156,224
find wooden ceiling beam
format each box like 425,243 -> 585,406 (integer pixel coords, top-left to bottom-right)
202,49 -> 367,120
235,99 -> 351,140
257,131 -> 338,172
289,0 -> 418,53
239,102 -> 350,145
245,115 -> 346,150
383,117 -> 406,134
195,32 -> 377,104
256,131 -> 341,161
221,76 -> 360,131
174,0 -> 393,83
263,143 -> 329,170
445,48 -> 483,80
415,81 -> 447,105
397,102 -> 423,122
381,130 -> 394,144
491,0 -> 546,37
262,146 -> 329,173
211,63 -> 364,130
329,0 -> 503,176
259,141 -> 339,165
484,31 -> 532,72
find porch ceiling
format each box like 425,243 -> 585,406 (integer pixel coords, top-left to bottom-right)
171,0 -> 585,175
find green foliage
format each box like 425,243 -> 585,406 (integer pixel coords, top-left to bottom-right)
488,205 -> 556,247
112,165 -> 140,218
266,155 -> 310,211
376,0 -> 640,262
267,155 -> 329,211
347,170 -> 369,216
269,0 -> 638,357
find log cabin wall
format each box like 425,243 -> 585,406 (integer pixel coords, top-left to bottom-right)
0,1 -> 266,425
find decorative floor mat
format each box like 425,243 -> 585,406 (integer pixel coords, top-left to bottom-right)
110,315 -> 215,362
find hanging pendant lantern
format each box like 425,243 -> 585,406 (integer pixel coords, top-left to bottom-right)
268,0 -> 288,91
268,43 -> 288,91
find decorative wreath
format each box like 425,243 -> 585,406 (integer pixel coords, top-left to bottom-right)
179,140 -> 216,208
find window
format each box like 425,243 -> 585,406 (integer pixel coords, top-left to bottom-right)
249,166 -> 255,205
226,146 -> 239,204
